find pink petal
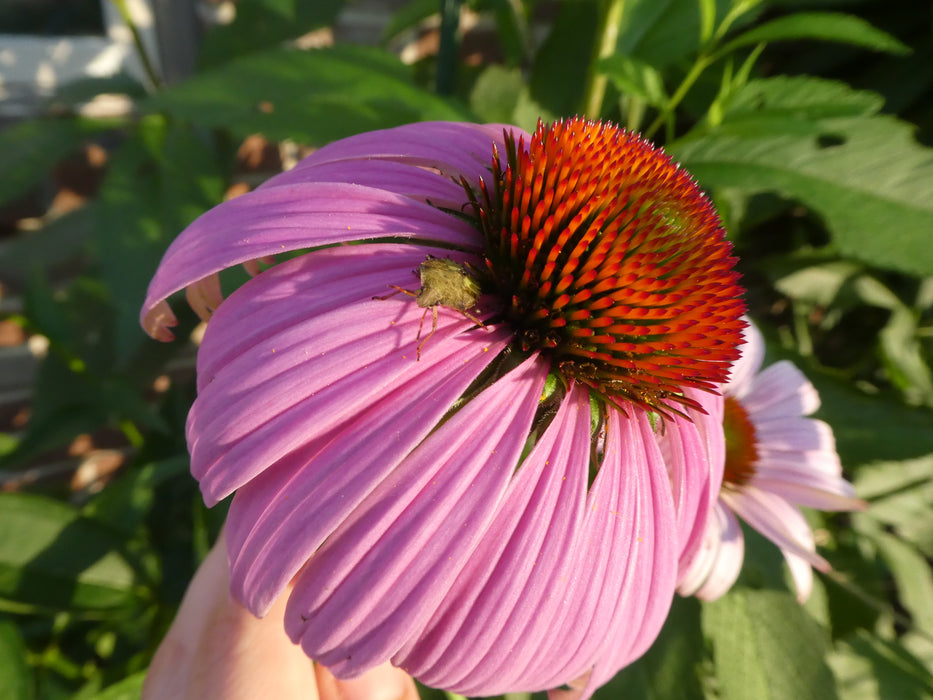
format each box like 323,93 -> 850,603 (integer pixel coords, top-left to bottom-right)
742,360 -> 821,419
751,476 -> 864,511
266,159 -> 470,208
396,384 -> 593,691
755,415 -> 835,452
783,550 -> 815,603
284,121 -> 528,185
723,318 -> 764,399
722,486 -> 830,573
563,406 -> 679,695
141,184 -> 482,339
679,502 -> 744,601
657,388 -> 726,581
283,357 -> 550,677
185,245 -> 504,505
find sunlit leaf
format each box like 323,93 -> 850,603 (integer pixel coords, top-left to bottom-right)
720,12 -> 910,56
147,44 -> 471,145
703,588 -> 838,700
470,65 -> 525,123
671,77 -> 933,276
0,494 -> 139,611
855,456 -> 933,557
87,671 -> 146,700
830,630 -> 933,700
598,54 -> 669,108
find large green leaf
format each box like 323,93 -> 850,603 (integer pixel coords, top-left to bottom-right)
527,2 -> 598,117
147,44 -> 471,145
0,494 -> 139,612
720,12 -> 910,56
856,514 -> 933,636
703,588 -> 839,700
670,77 -> 933,276
830,630 -> 933,700
469,65 -> 526,124
0,620 -> 32,700
855,455 -> 933,557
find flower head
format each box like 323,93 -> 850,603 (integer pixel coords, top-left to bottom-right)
678,319 -> 866,603
142,118 -> 745,696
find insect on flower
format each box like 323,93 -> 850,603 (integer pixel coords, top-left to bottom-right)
376,255 -> 486,359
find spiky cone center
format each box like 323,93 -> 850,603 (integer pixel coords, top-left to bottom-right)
722,395 -> 759,485
464,118 -> 745,417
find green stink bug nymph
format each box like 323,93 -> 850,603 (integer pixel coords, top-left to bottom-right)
376,256 -> 485,359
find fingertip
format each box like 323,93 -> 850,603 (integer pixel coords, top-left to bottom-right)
317,661 -> 420,700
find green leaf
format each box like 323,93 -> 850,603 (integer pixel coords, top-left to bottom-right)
830,630 -> 933,700
382,0 -> 437,42
605,596 -> 705,699
469,65 -> 525,124
88,672 -> 145,700
670,77 -> 933,276
720,12 -> 910,56
0,619 -> 32,700
598,54 -> 669,108
147,44 -> 471,145
0,119 -> 87,208
484,0 -> 531,66
853,455 -> 933,556
0,207 -> 94,290
716,75 -> 883,126
869,529 -> 933,634
95,120 -> 225,363
808,371 -> 933,469
83,456 -> 190,534
878,307 -> 933,408
527,1 -> 598,117
0,494 -> 139,612
703,588 -> 839,700
199,0 -> 343,68
617,0 -> 752,68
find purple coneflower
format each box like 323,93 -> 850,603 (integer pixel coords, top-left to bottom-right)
141,118 -> 745,695
678,319 -> 865,603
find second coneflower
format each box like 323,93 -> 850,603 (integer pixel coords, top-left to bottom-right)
679,320 -> 865,604
141,118 -> 745,696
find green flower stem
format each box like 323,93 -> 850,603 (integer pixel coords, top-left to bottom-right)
582,0 -> 626,118
644,54 -> 712,141
643,0 -> 760,140
109,0 -> 162,90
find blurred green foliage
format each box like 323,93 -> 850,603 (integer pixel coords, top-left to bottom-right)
0,0 -> 931,697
